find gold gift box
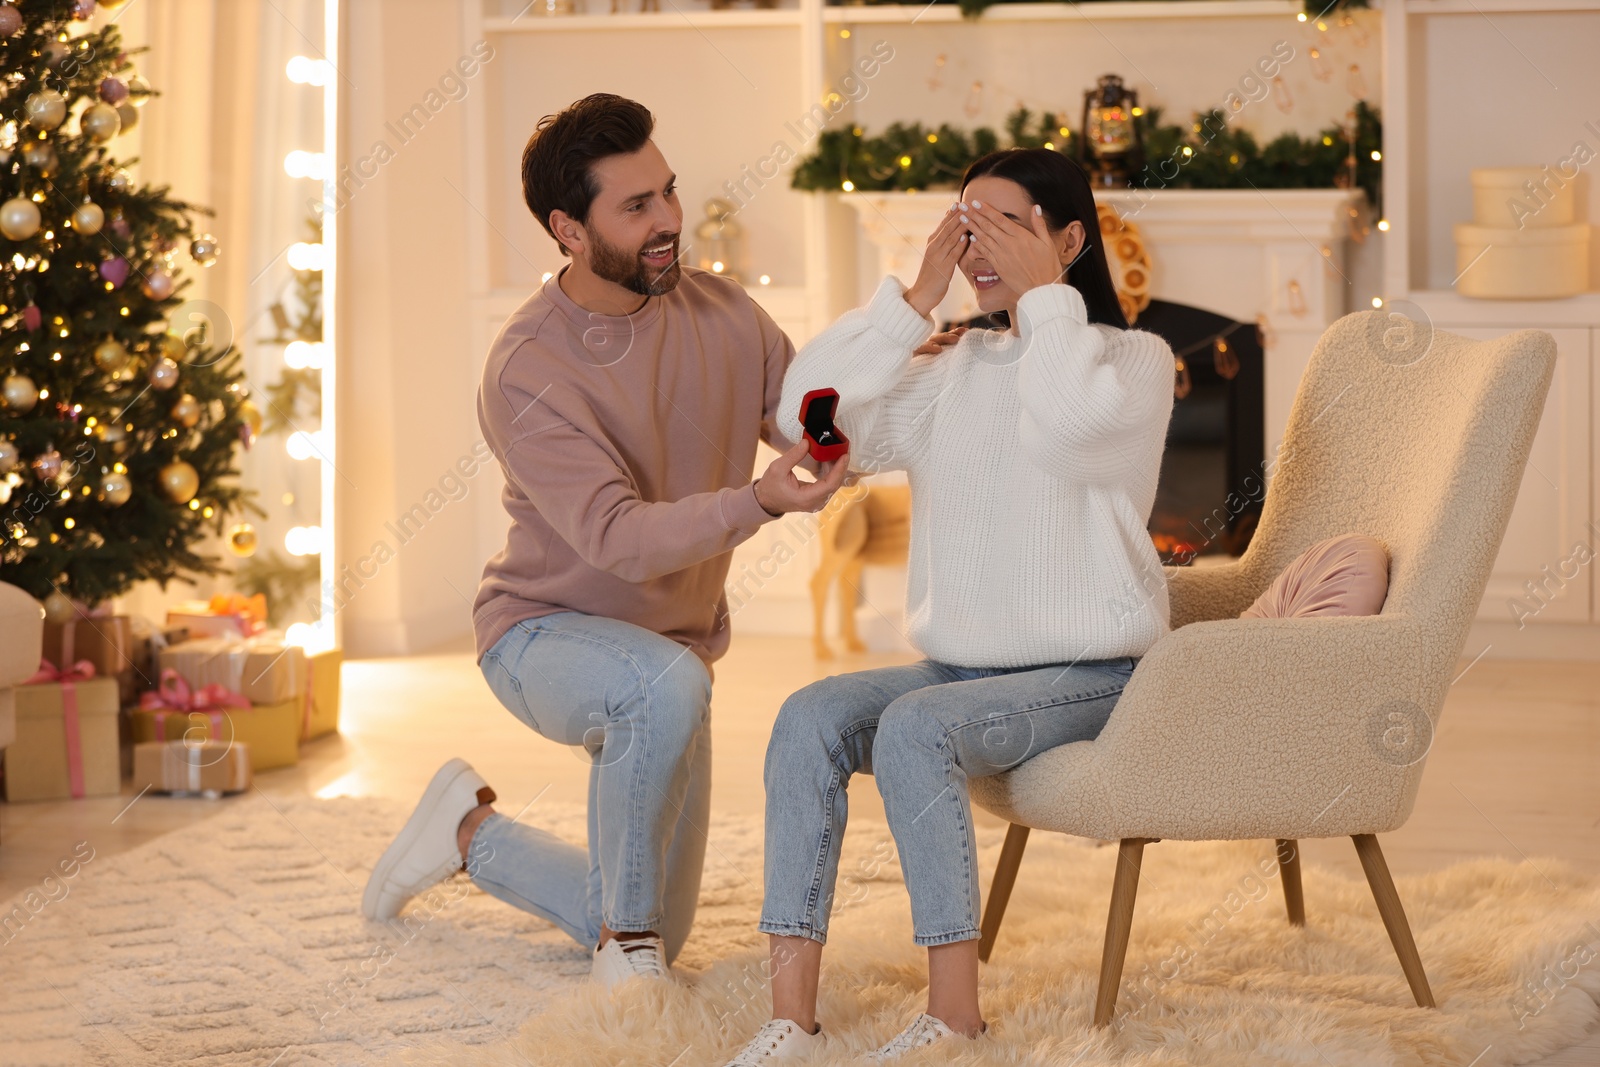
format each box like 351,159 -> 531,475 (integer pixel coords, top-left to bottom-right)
159,636 -> 307,706
3,677 -> 121,802
131,740 -> 252,796
128,698 -> 301,772
301,648 -> 343,741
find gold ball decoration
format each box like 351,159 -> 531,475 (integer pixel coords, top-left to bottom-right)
0,438 -> 17,473
106,168 -> 132,194
237,400 -> 262,437
227,523 -> 258,557
43,591 -> 77,624
21,138 -> 58,176
80,102 -> 121,143
0,196 -> 41,241
158,460 -> 199,503
24,90 -> 66,130
93,337 -> 130,372
101,471 -> 131,506
161,332 -> 187,362
1096,204 -> 1153,326
3,373 -> 38,412
71,199 -> 105,235
190,233 -> 220,266
115,102 -> 138,134
96,422 -> 127,455
170,393 -> 201,428
148,355 -> 180,391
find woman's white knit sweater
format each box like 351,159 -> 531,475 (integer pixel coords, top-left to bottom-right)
779,275 -> 1176,668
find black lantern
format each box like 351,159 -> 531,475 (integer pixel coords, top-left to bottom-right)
1077,74 -> 1144,188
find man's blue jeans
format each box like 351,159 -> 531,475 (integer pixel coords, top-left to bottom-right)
758,656 -> 1137,947
472,611 -> 712,963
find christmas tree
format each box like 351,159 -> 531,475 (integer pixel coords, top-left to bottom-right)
0,0 -> 261,613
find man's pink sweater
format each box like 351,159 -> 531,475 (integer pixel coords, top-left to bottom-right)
472,266 -> 793,670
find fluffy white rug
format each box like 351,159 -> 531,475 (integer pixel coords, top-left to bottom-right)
1,795 -> 1595,1067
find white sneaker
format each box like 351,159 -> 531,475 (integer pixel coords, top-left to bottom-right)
591,934 -> 672,988
868,1013 -> 982,1061
361,758 -> 494,921
721,1018 -> 825,1064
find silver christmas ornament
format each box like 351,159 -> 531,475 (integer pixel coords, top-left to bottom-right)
190,234 -> 220,266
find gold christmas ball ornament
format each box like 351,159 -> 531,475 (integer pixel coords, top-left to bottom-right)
93,337 -> 130,372
141,269 -> 174,300
148,355 -> 180,391
158,460 -> 199,503
101,471 -> 131,506
106,168 -> 132,194
21,139 -> 58,176
127,74 -> 150,104
237,400 -> 262,437
43,591 -> 76,624
3,373 -> 38,412
170,393 -> 201,428
190,234 -> 220,266
42,40 -> 70,69
71,200 -> 105,235
161,332 -> 187,362
80,103 -> 121,143
227,523 -> 258,557
0,439 -> 17,472
0,196 -> 41,241
24,91 -> 66,130
115,102 -> 138,134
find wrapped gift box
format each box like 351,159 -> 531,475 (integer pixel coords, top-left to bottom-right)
3,673 -> 121,801
159,636 -> 306,706
166,593 -> 268,639
301,648 -> 343,741
129,619 -> 191,691
132,740 -> 251,796
43,615 -> 138,706
129,696 -> 300,772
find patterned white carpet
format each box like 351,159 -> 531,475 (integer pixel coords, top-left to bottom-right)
2,794 -> 1597,1067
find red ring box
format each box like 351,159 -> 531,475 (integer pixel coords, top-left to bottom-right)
800,387 -> 849,463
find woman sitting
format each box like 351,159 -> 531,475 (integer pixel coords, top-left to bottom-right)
722,147 -> 1177,1063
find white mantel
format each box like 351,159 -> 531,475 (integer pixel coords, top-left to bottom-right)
841,188 -> 1370,457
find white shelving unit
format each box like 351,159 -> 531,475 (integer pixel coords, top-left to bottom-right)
1381,0 -> 1600,657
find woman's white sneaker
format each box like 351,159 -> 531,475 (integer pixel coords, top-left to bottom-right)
721,1018 -> 824,1064
591,934 -> 672,988
868,1013 -> 982,1061
360,758 -> 494,921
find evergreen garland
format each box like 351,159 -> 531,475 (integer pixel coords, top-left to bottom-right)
791,101 -> 1382,211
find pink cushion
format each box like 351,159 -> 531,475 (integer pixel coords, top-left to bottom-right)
1241,534 -> 1390,619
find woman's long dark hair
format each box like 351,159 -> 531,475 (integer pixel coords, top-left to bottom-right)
961,149 -> 1128,330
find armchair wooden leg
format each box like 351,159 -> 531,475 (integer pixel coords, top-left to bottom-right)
977,823 -> 1030,963
1276,839 -> 1306,927
1093,838 -> 1151,1028
1351,834 -> 1436,1008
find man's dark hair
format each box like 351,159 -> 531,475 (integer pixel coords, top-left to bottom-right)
521,94 -> 655,257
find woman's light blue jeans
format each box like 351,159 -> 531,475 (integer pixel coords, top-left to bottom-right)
472,611 -> 713,963
758,656 -> 1137,947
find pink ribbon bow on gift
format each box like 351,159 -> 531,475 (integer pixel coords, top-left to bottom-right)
23,658 -> 98,799
26,657 -> 97,686
139,668 -> 251,713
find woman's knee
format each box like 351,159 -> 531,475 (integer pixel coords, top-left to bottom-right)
874,693 -> 949,768
766,677 -> 871,777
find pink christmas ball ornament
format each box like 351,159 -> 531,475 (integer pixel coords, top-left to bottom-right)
0,5 -> 21,38
99,77 -> 128,105
99,255 -> 129,287
22,304 -> 41,331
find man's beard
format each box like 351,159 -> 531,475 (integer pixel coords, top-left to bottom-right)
588,229 -> 682,298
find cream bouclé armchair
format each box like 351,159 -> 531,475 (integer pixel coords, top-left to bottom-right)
970,309 -> 1557,1026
